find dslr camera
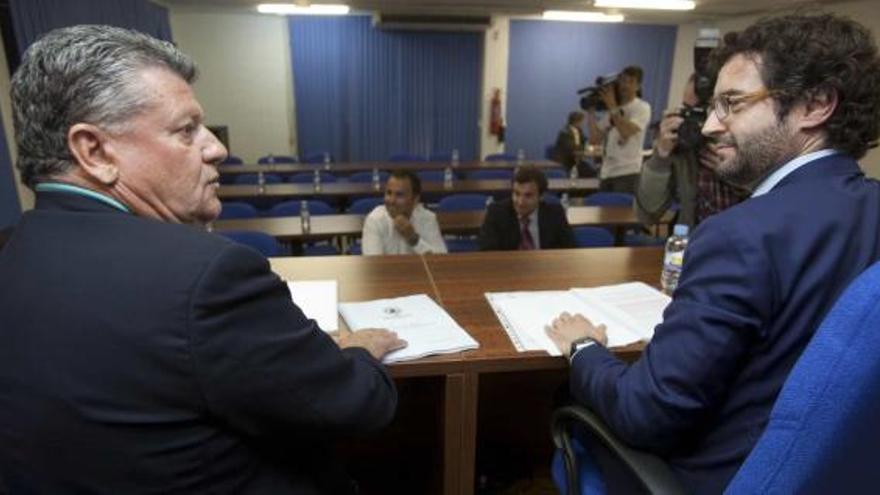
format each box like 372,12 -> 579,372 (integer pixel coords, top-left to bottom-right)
577,72 -> 619,112
675,28 -> 720,152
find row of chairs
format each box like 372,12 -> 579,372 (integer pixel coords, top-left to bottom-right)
222,151 -> 525,165
218,192 -> 637,220
225,168 -> 570,186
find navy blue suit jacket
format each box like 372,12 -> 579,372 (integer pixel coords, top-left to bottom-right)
478,199 -> 575,251
0,191 -> 397,494
570,154 -> 880,494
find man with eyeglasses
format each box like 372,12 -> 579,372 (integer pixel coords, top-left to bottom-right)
547,14 -> 880,494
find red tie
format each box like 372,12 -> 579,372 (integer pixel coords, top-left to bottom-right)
519,216 -> 535,250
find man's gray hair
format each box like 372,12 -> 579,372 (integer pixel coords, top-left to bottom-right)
11,25 -> 198,188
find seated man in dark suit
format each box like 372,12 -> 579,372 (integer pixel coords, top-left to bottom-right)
0,25 -> 405,494
478,165 -> 575,251
546,14 -> 880,494
553,111 -> 586,173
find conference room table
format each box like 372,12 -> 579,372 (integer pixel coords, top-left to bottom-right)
218,159 -> 562,176
268,247 -> 663,494
212,205 -> 669,245
217,177 -> 599,201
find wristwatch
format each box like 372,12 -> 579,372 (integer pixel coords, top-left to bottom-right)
569,337 -> 598,362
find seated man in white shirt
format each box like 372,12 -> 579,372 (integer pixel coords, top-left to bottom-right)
362,169 -> 447,255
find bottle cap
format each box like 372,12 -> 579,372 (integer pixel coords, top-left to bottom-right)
673,224 -> 689,236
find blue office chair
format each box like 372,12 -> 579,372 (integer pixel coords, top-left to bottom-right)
218,201 -> 259,220
445,238 -> 479,253
544,168 -> 568,179
584,192 -> 634,207
348,240 -> 363,255
573,227 -> 614,248
217,231 -> 283,257
467,169 -> 513,181
551,260 -> 880,495
428,151 -> 453,162
348,197 -> 384,214
485,153 -> 517,162
257,154 -> 297,164
348,171 -> 389,183
417,170 -> 449,183
388,152 -> 424,162
302,244 -> 340,256
301,151 -> 333,164
286,172 -> 338,184
437,194 -> 491,212
266,200 -> 335,217
221,155 -> 244,165
233,173 -> 283,185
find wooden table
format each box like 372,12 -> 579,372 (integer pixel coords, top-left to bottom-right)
269,247 -> 662,494
217,178 -> 598,201
219,159 -> 561,176
212,206 -> 662,245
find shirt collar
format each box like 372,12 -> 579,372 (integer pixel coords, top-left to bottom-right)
35,182 -> 131,213
751,149 -> 840,198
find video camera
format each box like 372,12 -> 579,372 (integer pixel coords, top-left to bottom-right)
675,28 -> 720,151
577,72 -> 619,112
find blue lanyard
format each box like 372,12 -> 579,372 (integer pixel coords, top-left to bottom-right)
35,183 -> 130,213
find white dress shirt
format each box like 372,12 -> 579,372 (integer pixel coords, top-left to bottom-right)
362,204 -> 448,255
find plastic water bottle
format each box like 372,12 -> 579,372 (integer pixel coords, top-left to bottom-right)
322,152 -> 331,171
300,200 -> 311,234
516,148 -> 525,165
569,165 -> 579,185
560,192 -> 571,210
451,148 -> 460,167
267,153 -> 275,165
443,166 -> 454,188
661,224 -> 689,295
485,195 -> 494,207
371,167 -> 381,191
312,169 -> 322,192
257,170 -> 266,194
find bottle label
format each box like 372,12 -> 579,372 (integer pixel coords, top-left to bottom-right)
663,252 -> 684,271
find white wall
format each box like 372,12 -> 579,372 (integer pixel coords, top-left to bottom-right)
170,9 -> 295,163
480,16 -> 510,160
667,0 -> 880,177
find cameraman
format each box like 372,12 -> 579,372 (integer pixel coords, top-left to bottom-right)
586,65 -> 651,193
635,74 -> 748,227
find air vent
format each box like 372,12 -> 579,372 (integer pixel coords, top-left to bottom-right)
372,13 -> 491,32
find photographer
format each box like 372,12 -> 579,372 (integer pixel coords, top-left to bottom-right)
586,65 -> 651,193
635,74 -> 748,227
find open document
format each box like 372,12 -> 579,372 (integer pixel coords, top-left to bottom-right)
287,280 -> 338,332
339,294 -> 479,363
486,282 -> 670,355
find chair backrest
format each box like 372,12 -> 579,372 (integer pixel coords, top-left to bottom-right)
301,151 -> 333,164
221,155 -> 244,165
233,173 -> 283,185
266,200 -> 334,217
584,192 -> 634,207
348,197 -> 384,214
467,169 -> 513,181
218,201 -> 259,220
485,153 -> 517,162
286,171 -> 338,184
445,238 -> 479,253
544,168 -> 568,179
725,260 -> 880,494
428,151 -> 453,162
217,231 -> 282,257
417,170 -> 448,183
388,152 -> 424,162
257,154 -> 297,164
436,194 -> 491,212
573,227 -> 614,248
348,171 -> 389,183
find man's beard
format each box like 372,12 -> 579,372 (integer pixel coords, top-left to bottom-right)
715,119 -> 795,188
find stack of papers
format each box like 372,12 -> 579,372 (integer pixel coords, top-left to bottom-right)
485,282 -> 670,355
339,294 -> 479,363
287,280 -> 338,332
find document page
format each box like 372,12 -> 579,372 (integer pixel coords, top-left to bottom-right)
338,294 -> 479,363
571,282 -> 670,342
287,280 -> 338,332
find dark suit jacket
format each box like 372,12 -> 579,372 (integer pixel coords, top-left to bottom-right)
0,191 -> 397,494
553,125 -> 584,170
570,154 -> 880,494
478,198 -> 575,251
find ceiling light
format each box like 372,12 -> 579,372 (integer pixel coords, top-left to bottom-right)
594,0 -> 695,10
257,4 -> 350,15
542,11 -> 625,23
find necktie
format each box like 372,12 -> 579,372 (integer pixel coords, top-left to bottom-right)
519,216 -> 535,250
